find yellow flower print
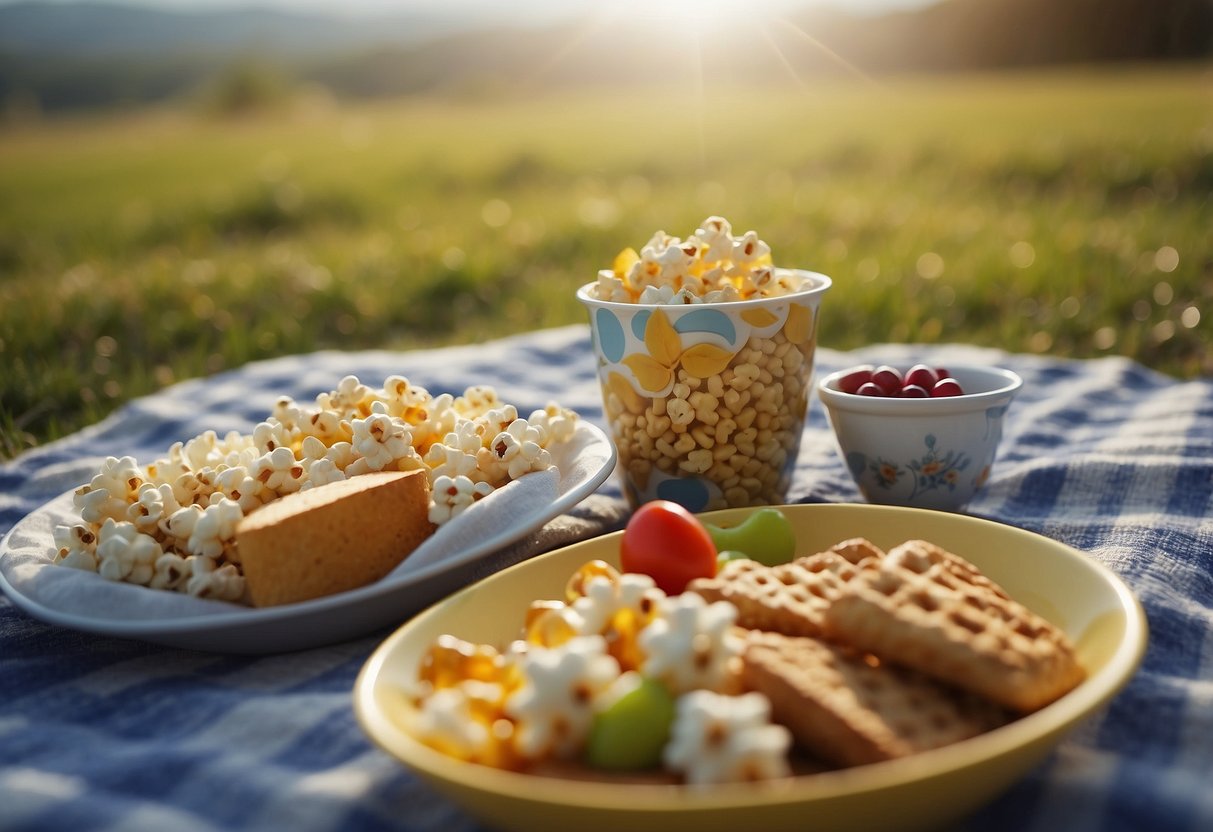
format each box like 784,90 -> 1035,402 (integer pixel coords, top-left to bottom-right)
621,309 -> 736,393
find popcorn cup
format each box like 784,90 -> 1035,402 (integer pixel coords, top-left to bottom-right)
578,270 -> 831,512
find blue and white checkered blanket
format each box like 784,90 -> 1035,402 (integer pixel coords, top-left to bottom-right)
2,325 -> 1210,831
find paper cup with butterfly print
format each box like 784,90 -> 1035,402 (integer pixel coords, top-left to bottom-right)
578,270 -> 831,511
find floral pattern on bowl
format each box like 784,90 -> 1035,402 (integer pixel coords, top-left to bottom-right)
848,434 -> 974,502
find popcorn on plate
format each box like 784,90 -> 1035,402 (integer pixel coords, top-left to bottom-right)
53,375 -> 579,604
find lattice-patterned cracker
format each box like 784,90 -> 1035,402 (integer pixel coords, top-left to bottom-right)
827,537 -> 887,566
884,539 -> 1011,601
687,540 -> 883,638
822,540 -> 1086,713
741,631 -> 1008,768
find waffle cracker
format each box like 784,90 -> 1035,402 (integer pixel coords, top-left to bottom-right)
687,539 -> 884,638
823,540 -> 1086,713
742,631 -> 1008,768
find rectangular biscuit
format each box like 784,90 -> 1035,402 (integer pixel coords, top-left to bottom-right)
236,469 -> 435,607
822,540 -> 1086,713
688,542 -> 881,638
742,631 -> 1008,768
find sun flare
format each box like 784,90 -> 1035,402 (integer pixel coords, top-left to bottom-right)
600,0 -> 791,36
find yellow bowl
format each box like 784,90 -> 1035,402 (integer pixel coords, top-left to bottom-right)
354,503 -> 1147,832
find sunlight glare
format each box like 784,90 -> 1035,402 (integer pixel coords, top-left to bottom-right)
608,0 -> 786,35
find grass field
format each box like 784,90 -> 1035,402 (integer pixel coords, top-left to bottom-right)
1,65 -> 1210,459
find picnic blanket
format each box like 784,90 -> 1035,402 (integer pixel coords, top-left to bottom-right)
2,324 -> 1210,832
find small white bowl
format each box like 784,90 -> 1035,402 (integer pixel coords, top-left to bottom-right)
816,364 -> 1023,511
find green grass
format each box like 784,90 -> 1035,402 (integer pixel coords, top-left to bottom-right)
1,65 -> 1210,459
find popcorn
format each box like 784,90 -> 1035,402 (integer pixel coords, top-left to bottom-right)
149,552 -> 190,591
570,573 -> 666,671
429,474 -> 494,525
52,524 -> 98,572
414,681 -> 504,762
380,374 -> 432,424
529,403 -> 578,445
504,635 -> 620,760
347,411 -> 418,474
477,418 -> 552,482
57,375 -> 579,604
270,395 -> 304,430
73,455 -> 142,525
252,421 -> 296,455
252,446 -> 306,494
589,216 -> 795,304
319,374 -> 374,415
663,690 -> 792,785
455,385 -> 502,418
424,441 -> 479,481
184,498 -> 243,561
95,518 -> 161,585
293,408 -> 347,446
184,554 -> 245,602
215,466 -> 265,513
570,573 -> 663,637
408,561 -> 794,785
300,456 -> 347,490
639,592 -> 744,694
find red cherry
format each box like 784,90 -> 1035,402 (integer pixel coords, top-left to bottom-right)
904,364 -> 938,390
900,383 -> 929,398
837,365 -> 874,394
871,366 -> 902,395
931,378 -> 965,397
857,382 -> 885,397
936,367 -> 951,380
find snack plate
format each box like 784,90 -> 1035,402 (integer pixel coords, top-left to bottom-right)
0,422 -> 615,654
354,503 -> 1147,832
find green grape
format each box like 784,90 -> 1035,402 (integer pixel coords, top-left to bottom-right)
704,507 -> 796,567
585,676 -> 675,771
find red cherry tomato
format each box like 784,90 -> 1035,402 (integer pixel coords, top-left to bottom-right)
620,500 -> 717,594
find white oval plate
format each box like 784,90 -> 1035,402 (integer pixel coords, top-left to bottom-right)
0,422 -> 616,653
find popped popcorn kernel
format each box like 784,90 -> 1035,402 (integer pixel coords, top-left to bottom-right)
424,441 -> 479,481
505,635 -> 620,760
149,552 -> 190,591
185,555 -> 245,602
429,474 -> 494,524
348,411 -> 417,473
95,518 -> 161,586
53,524 -> 98,572
639,592 -> 744,694
571,573 -> 665,671
253,446 -> 307,495
663,690 -> 792,785
184,498 -> 243,561
415,681 -> 518,768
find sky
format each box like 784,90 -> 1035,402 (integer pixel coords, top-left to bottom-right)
8,0 -> 939,19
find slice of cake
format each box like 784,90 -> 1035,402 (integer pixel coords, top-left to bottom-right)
236,469 -> 435,607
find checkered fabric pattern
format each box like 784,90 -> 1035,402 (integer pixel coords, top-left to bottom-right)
2,325 -> 1210,831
